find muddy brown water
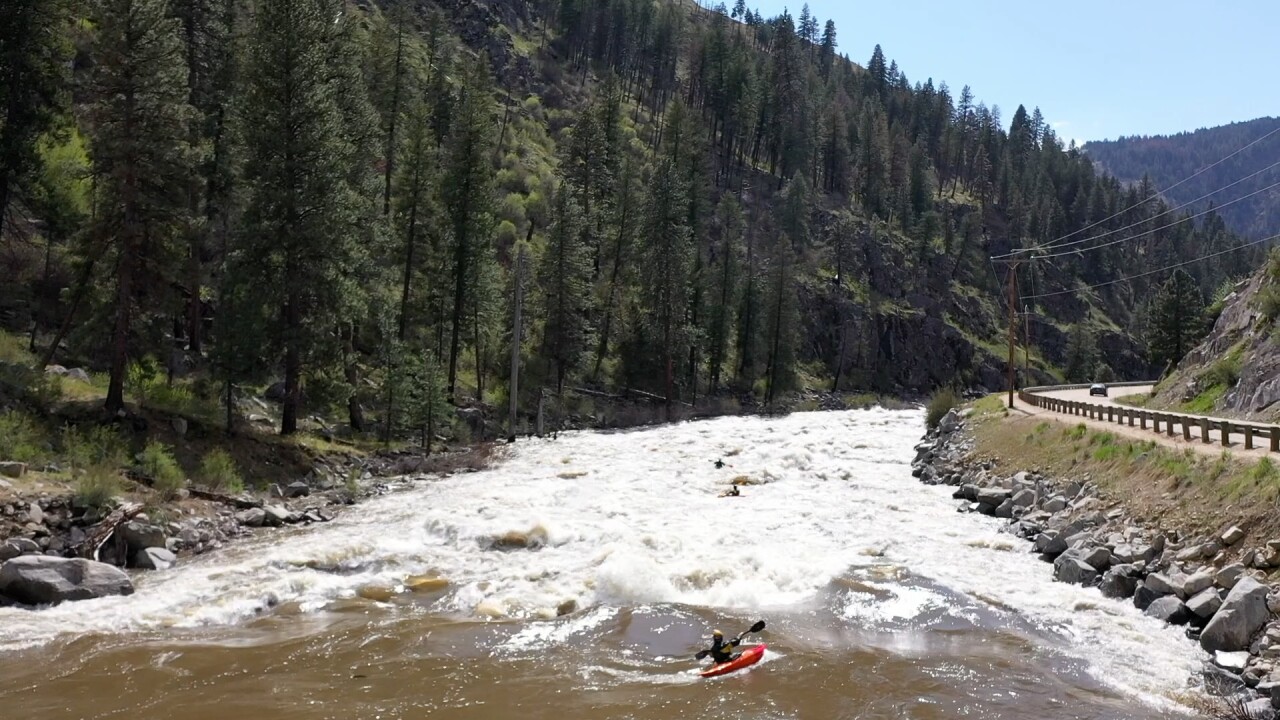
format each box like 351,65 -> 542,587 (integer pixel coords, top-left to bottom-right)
0,411 -> 1200,719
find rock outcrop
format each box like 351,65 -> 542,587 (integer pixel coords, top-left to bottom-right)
0,556 -> 134,605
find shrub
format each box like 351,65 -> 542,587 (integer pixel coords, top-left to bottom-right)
139,441 -> 185,500
62,424 -> 127,472
1203,356 -> 1241,389
75,466 -> 121,510
925,387 -> 959,429
0,410 -> 46,463
198,449 -> 243,493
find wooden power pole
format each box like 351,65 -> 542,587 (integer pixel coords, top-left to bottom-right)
1002,256 -> 1023,408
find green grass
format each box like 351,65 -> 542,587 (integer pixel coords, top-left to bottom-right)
61,424 -> 127,473
1181,384 -> 1227,414
1064,423 -> 1088,441
970,394 -> 1007,419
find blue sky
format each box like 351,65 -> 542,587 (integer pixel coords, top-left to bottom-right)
748,0 -> 1280,144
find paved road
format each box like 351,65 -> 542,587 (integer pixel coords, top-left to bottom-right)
1018,384 -> 1271,458
1039,385 -> 1155,408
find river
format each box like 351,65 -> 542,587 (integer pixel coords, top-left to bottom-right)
0,409 -> 1202,719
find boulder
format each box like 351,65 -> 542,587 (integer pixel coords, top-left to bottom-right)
1011,489 -> 1036,508
994,498 -> 1014,519
0,543 -> 20,562
1202,663 -> 1248,696
1042,496 -> 1068,513
118,522 -> 167,553
1216,651 -> 1252,672
1184,571 -> 1215,598
1188,588 -> 1225,619
1201,577 -> 1272,653
1077,546 -> 1112,571
1223,526 -> 1247,546
1112,543 -> 1154,565
1133,584 -> 1161,611
66,368 -> 91,383
1053,556 -> 1098,586
1034,532 -> 1067,556
133,547 -> 176,571
1145,573 -> 1184,599
8,538 -> 40,555
975,487 -> 1011,506
171,417 -> 188,437
284,482 -> 311,498
1099,567 -> 1139,599
1217,564 -> 1247,590
1243,699 -> 1277,720
235,508 -> 266,528
263,505 -> 292,526
0,462 -> 27,478
1144,596 -> 1191,625
0,556 -> 134,605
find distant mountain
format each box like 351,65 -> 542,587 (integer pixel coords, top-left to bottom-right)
1084,117 -> 1280,239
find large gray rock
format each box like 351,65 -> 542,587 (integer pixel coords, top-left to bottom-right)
1216,650 -> 1252,672
994,498 -> 1014,518
8,538 -> 40,556
1112,543 -> 1154,565
1243,698 -> 1277,720
1011,489 -> 1036,508
1184,571 -> 1215,598
1034,532 -> 1067,556
1099,567 -> 1139,599
975,487 -> 1011,506
1223,526 -> 1247,546
263,505 -> 291,527
0,556 -> 134,605
284,482 -> 311,498
235,508 -> 266,527
1201,577 -> 1272,653
0,461 -> 27,478
133,547 -> 176,571
0,543 -> 20,563
118,522 -> 167,553
1145,572 -> 1184,599
1133,584 -> 1161,611
1217,564 -> 1247,590
1042,496 -> 1068,513
1144,596 -> 1191,625
1053,556 -> 1098,586
1188,588 -> 1225,619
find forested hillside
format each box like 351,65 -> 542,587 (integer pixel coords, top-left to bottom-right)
0,0 -> 1263,442
1084,117 -> 1280,240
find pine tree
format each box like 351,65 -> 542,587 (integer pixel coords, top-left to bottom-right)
1063,322 -> 1097,384
639,157 -> 692,416
393,87 -> 438,341
706,196 -> 743,392
0,0 -> 72,235
538,189 -> 592,392
236,0 -> 368,435
440,58 -> 496,400
89,0 -> 196,413
1146,269 -> 1206,373
818,20 -> 837,78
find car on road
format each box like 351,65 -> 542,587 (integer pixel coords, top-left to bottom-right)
1089,383 -> 1108,397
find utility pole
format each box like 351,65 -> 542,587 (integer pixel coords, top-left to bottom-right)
1000,255 -> 1023,408
507,243 -> 526,442
1023,304 -> 1031,383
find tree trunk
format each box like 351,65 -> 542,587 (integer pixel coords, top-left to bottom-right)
105,235 -> 135,414
383,19 -> 404,217
397,183 -> 419,340
281,298 -> 301,435
345,323 -> 364,431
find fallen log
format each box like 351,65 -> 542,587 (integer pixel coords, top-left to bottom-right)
186,486 -> 262,509
74,502 -> 144,561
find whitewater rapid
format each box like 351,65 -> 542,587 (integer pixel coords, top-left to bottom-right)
0,408 -> 1199,709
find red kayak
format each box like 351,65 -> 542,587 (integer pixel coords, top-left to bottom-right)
700,644 -> 766,678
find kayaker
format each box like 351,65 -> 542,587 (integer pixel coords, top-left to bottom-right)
714,459 -> 726,469
719,486 -> 741,498
704,629 -> 740,664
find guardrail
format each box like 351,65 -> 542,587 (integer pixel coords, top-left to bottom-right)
1018,383 -> 1280,453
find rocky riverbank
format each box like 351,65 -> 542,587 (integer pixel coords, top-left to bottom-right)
915,408 -> 1280,718
0,444 -> 497,608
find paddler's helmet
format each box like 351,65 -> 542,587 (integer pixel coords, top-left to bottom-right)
712,629 -> 723,638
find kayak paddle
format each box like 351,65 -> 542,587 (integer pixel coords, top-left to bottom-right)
696,620 -> 766,660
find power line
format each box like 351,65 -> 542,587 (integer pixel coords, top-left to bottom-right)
1026,232 -> 1278,300
993,122 -> 1280,259
1031,177 -> 1280,261
1032,157 -> 1280,254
